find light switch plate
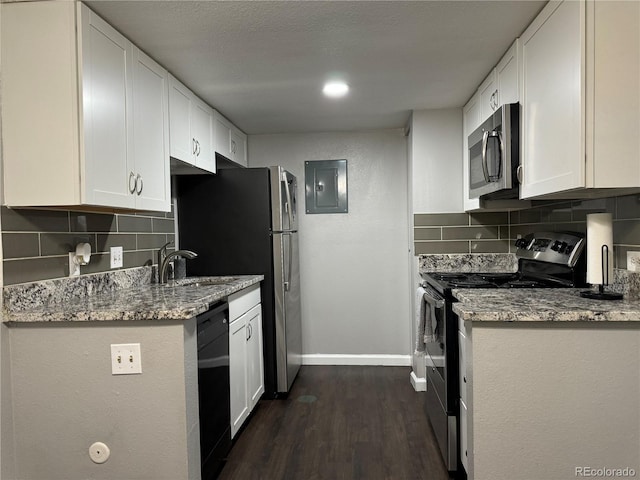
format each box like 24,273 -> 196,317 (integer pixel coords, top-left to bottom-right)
111,343 -> 142,375
110,246 -> 123,269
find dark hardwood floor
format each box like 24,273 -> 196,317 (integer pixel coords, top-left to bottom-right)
218,365 -> 450,480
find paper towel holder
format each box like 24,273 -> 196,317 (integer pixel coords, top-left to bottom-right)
580,244 -> 622,300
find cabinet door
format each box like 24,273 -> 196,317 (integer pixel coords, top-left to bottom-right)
229,317 -> 249,439
520,0 -> 585,198
478,69 -> 497,122
214,112 -> 233,160
247,305 -> 264,410
462,93 -> 481,211
460,399 -> 469,473
192,97 -> 215,173
230,128 -> 247,167
496,39 -> 519,107
458,329 -> 467,406
132,48 -> 170,211
80,4 -> 134,208
168,75 -> 194,165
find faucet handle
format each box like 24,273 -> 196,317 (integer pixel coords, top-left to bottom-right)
157,240 -> 174,267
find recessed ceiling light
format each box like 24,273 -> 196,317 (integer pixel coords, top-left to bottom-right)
323,81 -> 349,98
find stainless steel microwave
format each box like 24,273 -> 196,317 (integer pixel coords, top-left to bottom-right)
468,103 -> 520,199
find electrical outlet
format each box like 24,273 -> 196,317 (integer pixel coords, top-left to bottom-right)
111,343 -> 142,375
110,246 -> 123,269
627,251 -> 640,272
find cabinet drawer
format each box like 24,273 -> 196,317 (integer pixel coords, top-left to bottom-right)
229,283 -> 261,321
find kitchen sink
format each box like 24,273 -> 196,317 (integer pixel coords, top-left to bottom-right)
163,276 -> 241,288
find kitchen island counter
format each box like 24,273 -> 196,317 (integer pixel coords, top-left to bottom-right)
452,287 -> 640,322
3,271 -> 263,323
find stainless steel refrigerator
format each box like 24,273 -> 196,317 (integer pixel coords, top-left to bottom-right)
176,166 -> 302,396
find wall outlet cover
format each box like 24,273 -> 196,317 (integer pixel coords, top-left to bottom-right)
627,251 -> 640,272
110,246 -> 123,269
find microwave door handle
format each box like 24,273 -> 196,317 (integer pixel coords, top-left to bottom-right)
481,130 -> 491,183
491,130 -> 504,182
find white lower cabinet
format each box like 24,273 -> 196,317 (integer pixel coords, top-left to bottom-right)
458,319 -> 473,478
228,284 -> 264,438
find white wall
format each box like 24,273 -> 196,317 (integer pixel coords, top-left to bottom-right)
410,108 -> 463,214
249,130 -> 411,363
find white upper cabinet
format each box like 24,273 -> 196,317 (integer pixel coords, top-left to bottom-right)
1,2 -> 171,211
215,111 -> 248,167
132,48 -> 171,212
478,70 -> 497,122
462,93 -> 482,212
496,40 -> 519,107
520,0 -> 640,199
477,39 -> 520,125
168,75 -> 215,173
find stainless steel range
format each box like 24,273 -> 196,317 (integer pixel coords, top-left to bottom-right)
419,231 -> 586,475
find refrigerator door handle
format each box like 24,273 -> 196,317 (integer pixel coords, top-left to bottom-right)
284,232 -> 292,292
283,173 -> 294,231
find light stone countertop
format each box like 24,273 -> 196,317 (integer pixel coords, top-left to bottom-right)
452,288 -> 640,322
3,275 -> 263,323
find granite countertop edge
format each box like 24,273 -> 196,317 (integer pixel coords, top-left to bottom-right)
3,275 -> 264,324
452,288 -> 640,323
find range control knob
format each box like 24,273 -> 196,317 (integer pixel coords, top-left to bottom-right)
515,238 -> 529,249
551,240 -> 562,252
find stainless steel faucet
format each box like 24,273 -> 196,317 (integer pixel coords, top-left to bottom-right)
158,242 -> 198,284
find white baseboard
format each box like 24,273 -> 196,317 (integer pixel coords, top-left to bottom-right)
301,354 -> 412,366
410,371 -> 426,392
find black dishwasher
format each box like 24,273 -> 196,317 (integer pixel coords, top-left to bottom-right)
197,301 -> 231,480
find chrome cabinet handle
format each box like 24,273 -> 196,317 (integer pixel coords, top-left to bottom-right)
516,164 -> 523,184
196,140 -> 201,157
128,172 -> 136,194
192,138 -> 197,155
463,376 -> 467,383
231,139 -> 236,154
136,174 -> 143,195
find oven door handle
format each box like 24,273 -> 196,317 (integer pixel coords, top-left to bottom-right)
422,288 -> 445,309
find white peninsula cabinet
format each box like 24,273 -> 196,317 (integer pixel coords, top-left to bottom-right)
229,283 -> 264,438
458,319 -> 640,480
520,0 -> 640,199
168,75 -> 216,174
1,1 -> 170,211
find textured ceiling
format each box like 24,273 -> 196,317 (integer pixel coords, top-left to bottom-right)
85,0 -> 547,135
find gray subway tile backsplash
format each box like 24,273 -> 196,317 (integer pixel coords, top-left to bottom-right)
2,207 -> 174,285
414,213 -> 469,227
70,212 -> 116,233
442,225 -> 498,241
40,233 -> 96,257
415,193 -> 640,269
1,207 -> 69,232
2,233 -> 40,259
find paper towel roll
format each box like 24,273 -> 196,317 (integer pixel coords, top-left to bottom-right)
586,213 -> 614,285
